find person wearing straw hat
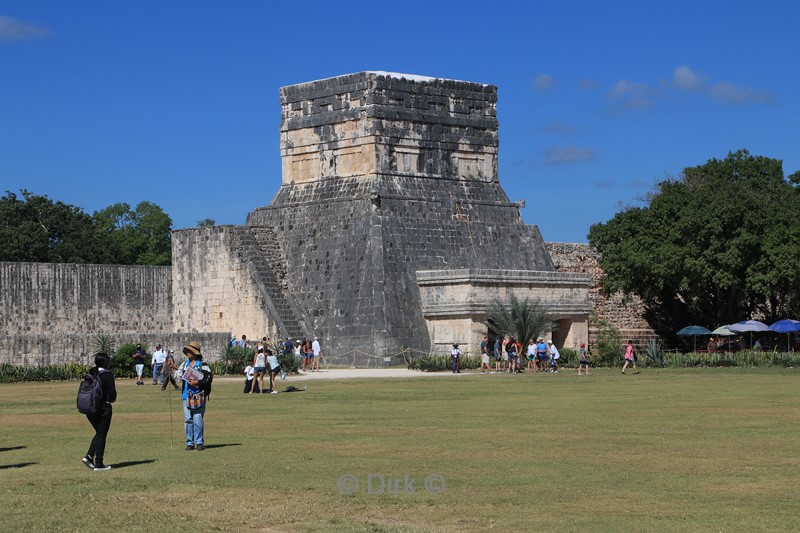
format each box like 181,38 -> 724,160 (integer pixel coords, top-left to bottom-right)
179,341 -> 213,451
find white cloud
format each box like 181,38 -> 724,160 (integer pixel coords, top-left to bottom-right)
672,66 -> 702,91
0,15 -> 51,43
542,122 -> 578,135
545,146 -> 597,165
534,74 -> 556,92
607,80 -> 655,109
578,79 -> 600,90
708,81 -> 773,104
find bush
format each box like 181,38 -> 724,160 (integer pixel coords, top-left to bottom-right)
113,342 -> 148,379
0,363 -> 89,383
594,318 -> 623,366
644,340 -> 666,368
407,355 -> 481,372
558,348 -> 577,367
220,344 -> 255,375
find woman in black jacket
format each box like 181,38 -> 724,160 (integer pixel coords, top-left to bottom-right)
82,352 -> 117,471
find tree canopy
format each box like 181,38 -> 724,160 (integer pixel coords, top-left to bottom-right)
0,190 -> 173,265
589,150 -> 800,327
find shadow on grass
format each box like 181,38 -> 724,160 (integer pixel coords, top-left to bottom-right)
203,443 -> 241,450
111,459 -> 156,469
0,446 -> 27,452
0,462 -> 37,469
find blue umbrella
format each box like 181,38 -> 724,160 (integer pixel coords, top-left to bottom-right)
677,325 -> 712,351
768,319 -> 800,333
728,320 -> 769,333
769,319 -> 800,351
729,320 -> 769,348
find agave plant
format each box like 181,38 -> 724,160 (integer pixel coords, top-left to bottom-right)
644,340 -> 665,368
90,334 -> 115,356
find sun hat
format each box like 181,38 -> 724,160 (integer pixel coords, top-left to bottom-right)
183,341 -> 201,357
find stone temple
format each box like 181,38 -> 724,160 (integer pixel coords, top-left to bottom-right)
171,72 -> 591,363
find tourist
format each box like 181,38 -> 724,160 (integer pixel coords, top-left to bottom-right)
578,343 -> 590,375
536,339 -> 548,372
707,337 -> 717,353
266,348 -> 281,393
250,346 -> 267,394
161,349 -> 181,390
622,339 -> 639,374
132,343 -> 146,385
450,344 -> 462,374
293,339 -> 303,372
151,344 -> 167,386
506,338 -> 518,374
493,337 -> 502,372
547,340 -> 560,373
526,339 -> 537,372
480,336 -> 492,373
238,335 -> 250,349
243,358 -> 260,394
180,341 -> 212,451
312,336 -> 322,371
302,339 -> 312,372
82,352 -> 116,471
230,335 -> 238,348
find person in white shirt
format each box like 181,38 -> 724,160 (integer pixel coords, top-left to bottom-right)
311,337 -> 322,371
243,360 -> 259,394
547,340 -> 560,373
151,344 -> 167,386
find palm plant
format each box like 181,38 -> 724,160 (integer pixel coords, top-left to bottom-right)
491,296 -> 552,345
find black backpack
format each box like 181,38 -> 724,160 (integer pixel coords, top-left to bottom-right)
76,369 -> 108,414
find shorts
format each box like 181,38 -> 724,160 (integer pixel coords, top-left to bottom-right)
579,359 -> 589,365
494,353 -> 501,361
254,366 -> 266,373
135,364 -> 144,377
481,354 -> 490,364
538,354 -> 547,362
269,366 -> 281,375
527,354 -> 535,361
508,353 -> 518,360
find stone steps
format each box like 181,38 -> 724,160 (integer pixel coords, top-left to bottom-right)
230,227 -> 306,339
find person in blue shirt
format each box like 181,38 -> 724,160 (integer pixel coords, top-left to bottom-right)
180,341 -> 212,451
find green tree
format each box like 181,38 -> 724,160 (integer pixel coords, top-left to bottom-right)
589,150 -> 800,326
0,190 -> 100,263
491,296 -> 552,344
196,218 -> 216,227
93,201 -> 172,265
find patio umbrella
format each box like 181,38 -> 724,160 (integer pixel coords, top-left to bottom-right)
728,320 -> 769,333
728,320 -> 769,348
677,325 -> 712,351
769,319 -> 800,351
711,325 -> 735,336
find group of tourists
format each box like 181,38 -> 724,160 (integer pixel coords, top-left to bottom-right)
474,336 -> 565,374
130,343 -> 180,390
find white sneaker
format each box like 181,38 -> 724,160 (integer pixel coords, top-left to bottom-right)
93,464 -> 112,471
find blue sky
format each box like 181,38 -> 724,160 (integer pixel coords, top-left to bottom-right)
2,1 -> 797,243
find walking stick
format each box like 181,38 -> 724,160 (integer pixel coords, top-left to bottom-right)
168,385 -> 174,450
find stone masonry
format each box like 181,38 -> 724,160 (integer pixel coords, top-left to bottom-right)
237,72 -> 590,360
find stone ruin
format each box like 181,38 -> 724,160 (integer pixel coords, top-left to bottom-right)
172,72 -> 592,363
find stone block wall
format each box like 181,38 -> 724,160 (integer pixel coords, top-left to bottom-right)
0,261 -> 174,364
545,242 -> 661,346
171,225 -> 282,341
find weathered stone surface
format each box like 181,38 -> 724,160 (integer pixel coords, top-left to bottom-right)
546,242 -> 661,347
244,73 -> 580,361
0,262 -> 227,364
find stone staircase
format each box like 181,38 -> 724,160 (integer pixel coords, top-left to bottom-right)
230,226 -> 307,339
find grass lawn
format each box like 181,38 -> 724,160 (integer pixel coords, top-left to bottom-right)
1,368 -> 798,532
